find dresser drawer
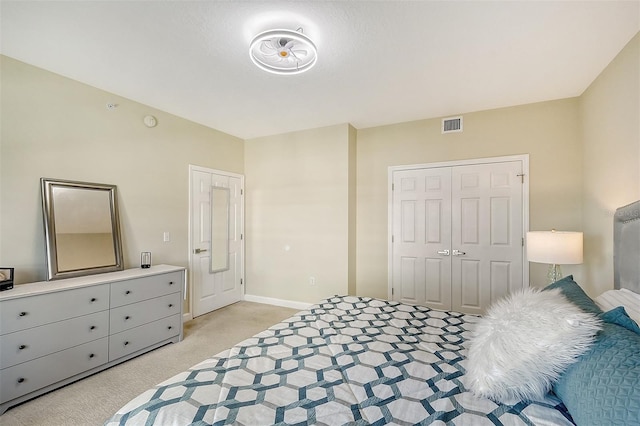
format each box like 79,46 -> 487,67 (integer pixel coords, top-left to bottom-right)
110,293 -> 181,334
0,285 -> 110,335
0,337 -> 108,404
110,271 -> 182,308
109,314 -> 181,361
0,311 -> 109,370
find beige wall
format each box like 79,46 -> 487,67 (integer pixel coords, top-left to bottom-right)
244,124 -> 353,303
581,32 -> 640,296
356,99 -> 583,299
2,30 -> 636,309
0,55 -> 243,307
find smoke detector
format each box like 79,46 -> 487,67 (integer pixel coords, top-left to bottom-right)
249,28 -> 317,75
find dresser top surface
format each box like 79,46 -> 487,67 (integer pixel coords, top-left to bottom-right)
0,265 -> 185,301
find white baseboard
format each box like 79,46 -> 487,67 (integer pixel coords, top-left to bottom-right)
183,312 -> 193,323
243,294 -> 313,311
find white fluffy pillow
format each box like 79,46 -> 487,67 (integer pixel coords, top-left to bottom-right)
465,287 -> 601,403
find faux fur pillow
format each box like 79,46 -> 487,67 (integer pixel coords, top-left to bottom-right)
465,287 -> 602,403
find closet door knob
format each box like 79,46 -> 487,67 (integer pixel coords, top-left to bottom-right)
437,250 -> 450,256
452,249 -> 466,256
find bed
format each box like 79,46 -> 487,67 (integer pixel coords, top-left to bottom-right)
106,201 -> 640,425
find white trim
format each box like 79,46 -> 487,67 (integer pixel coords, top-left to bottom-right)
243,294 -> 313,311
188,165 -> 245,319
387,154 -> 530,300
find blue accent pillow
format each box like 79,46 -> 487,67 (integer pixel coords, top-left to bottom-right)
543,275 -> 603,315
553,322 -> 640,425
601,306 -> 640,335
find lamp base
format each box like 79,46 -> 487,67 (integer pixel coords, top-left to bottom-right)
547,264 -> 563,284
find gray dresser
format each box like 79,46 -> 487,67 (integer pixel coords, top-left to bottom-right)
0,264 -> 185,415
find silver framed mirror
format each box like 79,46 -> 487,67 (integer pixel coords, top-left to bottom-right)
210,186 -> 230,273
41,178 -> 124,280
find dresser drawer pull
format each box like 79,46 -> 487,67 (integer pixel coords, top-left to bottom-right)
19,311 -> 28,317
169,304 -> 173,308
125,290 -> 131,295
124,341 -> 129,346
19,344 -> 27,350
90,297 -> 97,303
125,316 -> 131,320
17,377 -> 25,384
90,325 -> 96,330
168,326 -> 173,330
89,353 -> 95,359
169,281 -> 174,285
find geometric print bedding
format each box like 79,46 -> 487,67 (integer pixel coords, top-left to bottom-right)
105,296 -> 575,425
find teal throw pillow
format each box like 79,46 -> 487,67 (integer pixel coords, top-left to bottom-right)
600,306 -> 640,335
543,276 -> 602,315
553,322 -> 640,425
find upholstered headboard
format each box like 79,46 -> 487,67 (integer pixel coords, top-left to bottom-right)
613,200 -> 640,293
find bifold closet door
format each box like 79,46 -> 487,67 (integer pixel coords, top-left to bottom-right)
391,167 -> 452,311
391,161 -> 523,314
450,161 -> 523,315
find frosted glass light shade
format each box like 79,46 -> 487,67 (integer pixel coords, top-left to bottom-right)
526,231 -> 583,265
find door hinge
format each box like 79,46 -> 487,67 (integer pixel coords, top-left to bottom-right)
391,235 -> 394,243
522,237 -> 525,247
241,233 -> 243,240
391,287 -> 394,296
241,189 -> 243,195
240,278 -> 243,285
517,173 -> 525,184
392,183 -> 395,191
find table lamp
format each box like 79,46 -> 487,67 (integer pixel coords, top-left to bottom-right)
526,230 -> 583,284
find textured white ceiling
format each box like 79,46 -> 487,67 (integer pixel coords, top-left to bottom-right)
2,1 -> 638,139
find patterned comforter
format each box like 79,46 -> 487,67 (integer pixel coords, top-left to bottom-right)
106,296 -> 574,425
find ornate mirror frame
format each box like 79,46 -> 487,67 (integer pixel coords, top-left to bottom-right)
41,178 -> 124,280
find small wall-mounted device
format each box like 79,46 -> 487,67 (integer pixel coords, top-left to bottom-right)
0,267 -> 14,291
141,252 -> 152,269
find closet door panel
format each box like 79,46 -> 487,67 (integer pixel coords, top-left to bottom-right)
451,161 -> 523,314
392,168 -> 452,310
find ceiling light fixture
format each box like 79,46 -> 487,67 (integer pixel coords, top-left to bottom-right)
249,28 -> 317,75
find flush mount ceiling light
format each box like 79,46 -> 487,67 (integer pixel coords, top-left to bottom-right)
249,28 -> 317,75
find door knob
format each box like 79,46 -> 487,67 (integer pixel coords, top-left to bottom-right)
453,249 -> 466,256
437,250 -> 450,256
194,248 -> 208,254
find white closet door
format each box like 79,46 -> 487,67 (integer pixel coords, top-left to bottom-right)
392,168 -> 452,310
450,161 -> 523,315
390,159 -> 525,315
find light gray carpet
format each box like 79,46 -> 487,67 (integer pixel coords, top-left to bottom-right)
1,301 -> 298,426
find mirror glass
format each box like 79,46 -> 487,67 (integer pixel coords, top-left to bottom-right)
42,178 -> 124,280
210,186 -> 230,273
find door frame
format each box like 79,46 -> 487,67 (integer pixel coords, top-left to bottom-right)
387,154 -> 529,300
188,164 -> 245,320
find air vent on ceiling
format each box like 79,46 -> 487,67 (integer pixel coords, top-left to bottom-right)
442,116 -> 463,134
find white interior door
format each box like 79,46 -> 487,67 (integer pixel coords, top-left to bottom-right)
190,166 -> 244,318
392,167 -> 452,310
390,157 -> 526,314
450,161 -> 524,315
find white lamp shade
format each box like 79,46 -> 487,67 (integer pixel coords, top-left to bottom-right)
526,231 -> 583,265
